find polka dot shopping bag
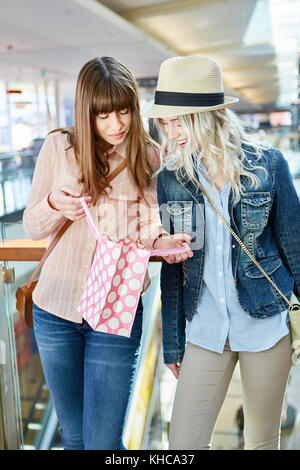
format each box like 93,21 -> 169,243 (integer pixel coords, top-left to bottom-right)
77,198 -> 149,337
78,197 -> 191,337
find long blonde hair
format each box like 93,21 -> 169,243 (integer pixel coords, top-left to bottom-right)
54,57 -> 158,204
157,109 -> 269,204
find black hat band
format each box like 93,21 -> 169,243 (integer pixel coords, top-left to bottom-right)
154,90 -> 224,107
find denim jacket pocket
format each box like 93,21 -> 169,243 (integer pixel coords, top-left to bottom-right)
241,192 -> 271,229
244,257 -> 281,279
166,201 -> 193,234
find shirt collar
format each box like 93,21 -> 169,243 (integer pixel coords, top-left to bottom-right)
196,157 -> 231,194
106,137 -> 127,158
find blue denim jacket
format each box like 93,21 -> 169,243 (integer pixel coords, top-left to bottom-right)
157,147 -> 300,364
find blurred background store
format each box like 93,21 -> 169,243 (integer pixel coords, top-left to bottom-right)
0,0 -> 299,450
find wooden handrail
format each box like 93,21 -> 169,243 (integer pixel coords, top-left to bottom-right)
0,239 -> 48,261
0,239 -> 162,262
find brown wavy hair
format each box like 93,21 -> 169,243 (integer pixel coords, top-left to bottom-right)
52,57 -> 158,204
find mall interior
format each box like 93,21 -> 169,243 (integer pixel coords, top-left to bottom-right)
0,0 -> 300,451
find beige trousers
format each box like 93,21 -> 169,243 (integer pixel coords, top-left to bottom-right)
169,333 -> 292,450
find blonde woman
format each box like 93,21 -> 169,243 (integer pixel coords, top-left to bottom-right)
144,56 -> 300,450
23,57 -> 191,450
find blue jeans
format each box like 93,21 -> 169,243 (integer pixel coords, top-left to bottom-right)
32,301 -> 143,450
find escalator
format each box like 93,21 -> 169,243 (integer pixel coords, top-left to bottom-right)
0,238 -> 165,450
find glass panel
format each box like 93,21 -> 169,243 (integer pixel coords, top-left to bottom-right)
0,409 -> 4,449
6,81 -> 56,151
0,81 -> 11,154
0,261 -> 20,449
1,221 -> 59,449
0,148 -> 41,219
0,220 -> 164,449
123,262 -> 162,450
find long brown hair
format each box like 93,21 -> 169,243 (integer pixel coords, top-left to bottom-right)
55,57 -> 158,204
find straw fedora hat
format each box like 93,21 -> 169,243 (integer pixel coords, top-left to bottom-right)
143,56 -> 239,118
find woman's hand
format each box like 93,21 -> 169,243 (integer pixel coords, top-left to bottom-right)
166,363 -> 182,379
48,185 -> 91,221
153,233 -> 193,264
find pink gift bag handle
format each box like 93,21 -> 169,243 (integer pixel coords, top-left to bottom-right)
80,197 -> 101,241
79,197 -> 191,257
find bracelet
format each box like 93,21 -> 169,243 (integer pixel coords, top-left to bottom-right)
157,232 -> 169,239
153,231 -> 169,248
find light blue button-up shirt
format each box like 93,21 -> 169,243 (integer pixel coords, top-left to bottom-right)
186,162 -> 289,354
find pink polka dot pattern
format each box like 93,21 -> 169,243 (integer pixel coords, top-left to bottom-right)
77,236 -> 150,337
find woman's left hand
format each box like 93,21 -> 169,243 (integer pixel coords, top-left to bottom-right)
153,233 -> 193,264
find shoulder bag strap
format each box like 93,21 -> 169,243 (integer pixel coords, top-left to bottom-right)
26,158 -> 128,288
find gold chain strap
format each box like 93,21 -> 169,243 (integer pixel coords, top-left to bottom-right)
198,183 -> 292,308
